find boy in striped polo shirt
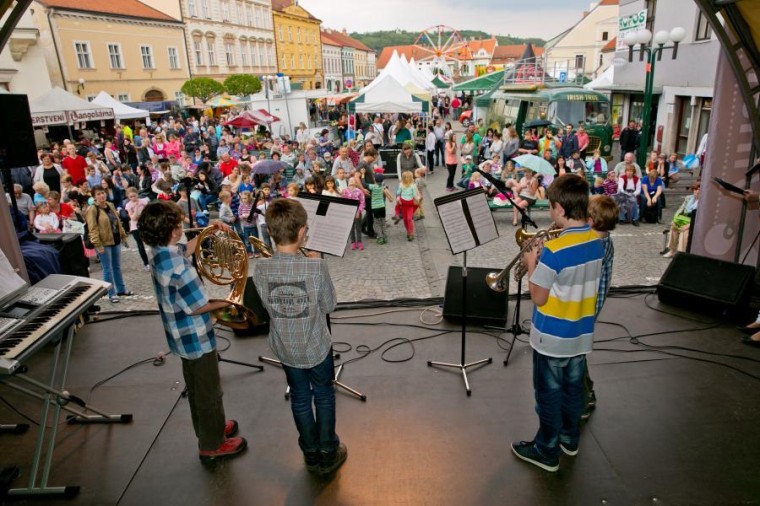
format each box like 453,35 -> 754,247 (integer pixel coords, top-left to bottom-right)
512,175 -> 604,472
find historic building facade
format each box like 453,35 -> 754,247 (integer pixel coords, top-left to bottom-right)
271,0 -> 322,90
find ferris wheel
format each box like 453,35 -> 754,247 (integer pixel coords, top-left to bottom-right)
413,25 -> 466,77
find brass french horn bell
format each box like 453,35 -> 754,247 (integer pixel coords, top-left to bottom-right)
194,226 -> 258,330
485,226 -> 563,292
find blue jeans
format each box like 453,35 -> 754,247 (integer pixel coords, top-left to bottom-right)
619,196 -> 640,222
282,352 -> 339,454
197,192 -> 218,211
97,244 -> 126,297
258,223 -> 271,248
533,351 -> 586,458
242,225 -> 258,254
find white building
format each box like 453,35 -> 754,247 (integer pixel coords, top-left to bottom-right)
544,0 -> 619,81
0,6 -> 52,99
320,30 -> 342,92
150,0 -> 277,82
607,0 -> 718,155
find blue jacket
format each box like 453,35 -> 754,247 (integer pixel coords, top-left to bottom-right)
559,133 -> 579,159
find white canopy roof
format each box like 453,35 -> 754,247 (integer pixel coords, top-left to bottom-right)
29,87 -> 114,127
349,74 -> 425,113
91,91 -> 149,121
584,65 -> 614,90
364,51 -> 434,94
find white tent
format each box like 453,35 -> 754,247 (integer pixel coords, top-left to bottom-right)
91,91 -> 149,121
348,74 -> 427,114
29,86 -> 114,127
408,58 -> 436,90
584,65 -> 614,90
364,51 -> 434,94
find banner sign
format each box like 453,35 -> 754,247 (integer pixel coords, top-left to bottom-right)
617,9 -> 647,50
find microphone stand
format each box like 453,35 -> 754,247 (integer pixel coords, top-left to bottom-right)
474,169 -> 533,365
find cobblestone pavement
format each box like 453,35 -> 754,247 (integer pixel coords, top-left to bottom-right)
104,139 -> 688,311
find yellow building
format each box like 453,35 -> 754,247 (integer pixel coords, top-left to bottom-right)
271,0 -> 322,90
33,0 -> 189,105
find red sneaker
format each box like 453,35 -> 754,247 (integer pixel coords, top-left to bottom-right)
199,437 -> 247,463
224,419 -> 239,437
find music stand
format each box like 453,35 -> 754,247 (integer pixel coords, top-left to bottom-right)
429,188 -> 499,395
259,194 -> 366,401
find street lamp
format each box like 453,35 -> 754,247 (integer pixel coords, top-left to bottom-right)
624,26 -> 686,169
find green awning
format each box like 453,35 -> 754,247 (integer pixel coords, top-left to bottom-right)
431,76 -> 450,89
453,70 -> 505,92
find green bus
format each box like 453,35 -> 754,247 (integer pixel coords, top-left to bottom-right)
480,86 -> 613,158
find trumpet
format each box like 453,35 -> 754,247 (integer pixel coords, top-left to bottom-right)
485,226 -> 562,292
248,234 -> 310,258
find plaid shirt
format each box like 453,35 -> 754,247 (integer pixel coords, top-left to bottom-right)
595,235 -> 614,318
150,244 -> 215,359
252,252 -> 336,368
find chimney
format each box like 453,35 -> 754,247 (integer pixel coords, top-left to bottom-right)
342,28 -> 348,35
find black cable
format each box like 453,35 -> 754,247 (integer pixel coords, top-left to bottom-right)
0,395 -> 40,426
86,353 -> 171,404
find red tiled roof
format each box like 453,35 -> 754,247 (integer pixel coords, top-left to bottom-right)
376,46 -> 430,69
271,0 -> 320,21
37,0 -> 178,22
466,38 -> 497,55
320,29 -> 373,53
491,44 -> 544,65
599,0 -> 619,5
602,37 -> 617,52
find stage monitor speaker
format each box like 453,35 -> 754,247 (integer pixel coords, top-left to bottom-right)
657,252 -> 755,321
0,94 -> 38,168
442,266 -> 507,326
234,277 -> 270,337
35,233 -> 90,278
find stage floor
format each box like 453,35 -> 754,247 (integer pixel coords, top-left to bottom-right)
2,290 -> 760,505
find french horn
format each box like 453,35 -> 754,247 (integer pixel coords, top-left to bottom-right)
194,226 -> 258,330
485,226 -> 563,292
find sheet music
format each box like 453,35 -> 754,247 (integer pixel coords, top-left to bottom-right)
437,200 -> 476,254
434,189 -> 499,255
0,247 -> 26,304
296,196 -> 358,257
464,193 -> 498,245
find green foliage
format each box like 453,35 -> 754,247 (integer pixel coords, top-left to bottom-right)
180,77 -> 225,103
224,74 -> 262,96
349,30 -> 545,54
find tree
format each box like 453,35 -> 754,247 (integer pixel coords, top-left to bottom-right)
181,77 -> 225,103
224,74 -> 262,96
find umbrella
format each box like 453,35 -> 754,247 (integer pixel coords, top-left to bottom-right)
252,159 -> 288,175
224,111 -> 259,129
206,94 -> 239,108
523,119 -> 553,130
513,154 -> 556,176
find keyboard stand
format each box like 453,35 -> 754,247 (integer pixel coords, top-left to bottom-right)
2,322 -> 132,500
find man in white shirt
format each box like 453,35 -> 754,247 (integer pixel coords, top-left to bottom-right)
371,115 -> 384,148
331,147 -> 355,176
433,119 -> 445,167
425,125 -> 437,174
614,152 -> 642,177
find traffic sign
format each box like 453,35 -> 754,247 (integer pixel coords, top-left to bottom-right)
345,79 -> 353,89
559,71 -> 567,83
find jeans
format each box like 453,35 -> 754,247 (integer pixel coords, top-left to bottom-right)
197,192 -> 218,212
435,139 -> 444,166
282,352 -> 339,454
349,216 -> 362,244
258,223 -> 271,248
242,225 -> 258,254
533,351 -> 586,458
130,229 -> 149,266
97,244 -> 126,298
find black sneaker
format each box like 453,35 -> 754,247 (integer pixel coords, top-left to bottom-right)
632,220 -> 640,227
586,389 -> 597,407
581,403 -> 595,420
560,441 -> 578,456
511,441 -> 559,472
304,451 -> 321,472
319,443 -> 347,475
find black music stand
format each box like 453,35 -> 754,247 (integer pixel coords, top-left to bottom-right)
429,188 -> 499,395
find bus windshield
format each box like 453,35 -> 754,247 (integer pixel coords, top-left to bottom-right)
549,101 -> 610,127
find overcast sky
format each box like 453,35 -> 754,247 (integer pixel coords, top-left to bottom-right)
298,0 -> 605,40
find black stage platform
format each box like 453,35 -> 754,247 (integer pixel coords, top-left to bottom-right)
2,290 -> 760,505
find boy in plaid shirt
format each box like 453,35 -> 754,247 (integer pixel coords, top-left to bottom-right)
138,201 -> 247,463
582,195 -> 618,420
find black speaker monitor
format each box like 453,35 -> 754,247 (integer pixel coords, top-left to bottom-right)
0,94 -> 38,168
235,277 -> 270,337
442,266 -> 508,326
657,252 -> 755,321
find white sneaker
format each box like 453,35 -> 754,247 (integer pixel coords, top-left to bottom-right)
143,265 -> 151,272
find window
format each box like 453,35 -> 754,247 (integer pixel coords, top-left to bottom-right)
207,40 -> 216,65
168,47 -> 180,69
695,11 -> 712,41
268,45 -> 275,66
278,26 -> 284,41
646,0 -> 657,33
251,42 -> 258,66
188,0 -> 197,17
118,93 -> 130,102
290,54 -> 295,69
193,40 -> 203,65
225,43 -> 235,66
255,6 -> 263,27
175,91 -> 185,107
297,27 -> 301,43
201,0 -> 210,18
86,95 -> 96,102
299,54 -> 303,69
240,43 -> 248,66
246,6 -> 253,26
221,1 -> 229,22
575,54 -> 584,69
107,43 -> 123,69
74,41 -> 92,69
237,2 -> 244,25
308,55 -> 312,69
140,45 -> 154,69
288,27 -> 292,42
602,31 -> 609,41
281,54 -> 287,70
